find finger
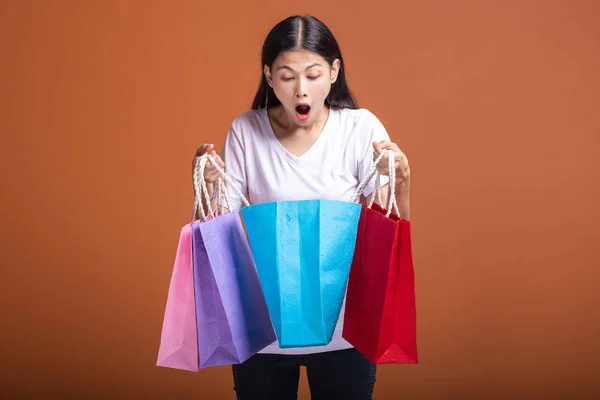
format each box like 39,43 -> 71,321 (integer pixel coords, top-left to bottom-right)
376,152 -> 389,167
393,155 -> 404,168
205,168 -> 222,182
372,141 -> 384,155
207,151 -> 225,170
205,149 -> 217,167
212,154 -> 225,168
399,167 -> 410,180
399,155 -> 409,170
378,140 -> 395,150
205,172 -> 219,183
205,155 -> 225,172
195,144 -> 214,157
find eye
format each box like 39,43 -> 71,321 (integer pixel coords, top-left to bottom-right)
281,76 -> 294,82
307,75 -> 321,80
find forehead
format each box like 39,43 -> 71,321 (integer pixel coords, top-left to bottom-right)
272,50 -> 328,70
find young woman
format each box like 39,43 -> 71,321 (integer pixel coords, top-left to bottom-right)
193,14 -> 410,400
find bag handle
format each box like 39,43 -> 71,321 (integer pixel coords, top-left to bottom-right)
191,153 -> 250,222
350,149 -> 400,218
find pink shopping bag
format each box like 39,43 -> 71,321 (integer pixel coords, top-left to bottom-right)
156,224 -> 199,371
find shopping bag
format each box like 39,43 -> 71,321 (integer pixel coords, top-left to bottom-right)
342,149 -> 418,364
241,198 -> 362,347
191,155 -> 276,368
156,224 -> 199,372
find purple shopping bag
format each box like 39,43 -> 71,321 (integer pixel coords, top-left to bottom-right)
156,224 -> 199,372
191,154 -> 276,369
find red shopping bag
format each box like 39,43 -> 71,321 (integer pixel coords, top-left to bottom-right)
342,150 -> 418,364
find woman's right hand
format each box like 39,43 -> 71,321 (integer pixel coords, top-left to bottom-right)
192,144 -> 225,184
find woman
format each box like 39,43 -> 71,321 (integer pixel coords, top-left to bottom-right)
193,14 -> 410,400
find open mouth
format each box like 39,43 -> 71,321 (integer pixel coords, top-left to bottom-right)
295,104 -> 311,120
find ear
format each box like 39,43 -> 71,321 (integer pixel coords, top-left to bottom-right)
264,65 -> 273,87
330,59 -> 341,84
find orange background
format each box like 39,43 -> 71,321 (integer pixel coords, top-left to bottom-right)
1,0 -> 599,399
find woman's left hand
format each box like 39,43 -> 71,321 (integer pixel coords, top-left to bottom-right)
373,140 -> 410,189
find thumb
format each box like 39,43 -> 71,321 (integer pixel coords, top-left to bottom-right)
372,141 -> 385,156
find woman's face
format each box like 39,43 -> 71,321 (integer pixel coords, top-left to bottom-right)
264,50 -> 340,126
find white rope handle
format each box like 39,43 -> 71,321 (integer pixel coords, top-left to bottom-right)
214,178 -> 223,216
212,176 -> 231,215
351,149 -> 400,218
191,155 -> 213,222
190,153 -> 249,222
369,151 -> 399,218
221,178 -> 231,210
205,153 -> 250,207
367,170 -> 382,208
191,176 -> 230,222
385,152 -> 400,218
350,150 -> 387,203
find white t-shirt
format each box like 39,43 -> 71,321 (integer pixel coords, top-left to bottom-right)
221,106 -> 391,355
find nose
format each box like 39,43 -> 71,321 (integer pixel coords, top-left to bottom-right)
295,79 -> 308,98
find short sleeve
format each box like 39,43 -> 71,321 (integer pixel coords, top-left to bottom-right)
221,124 -> 248,211
357,110 -> 391,199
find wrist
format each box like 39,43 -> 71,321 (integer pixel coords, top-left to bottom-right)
395,176 -> 410,193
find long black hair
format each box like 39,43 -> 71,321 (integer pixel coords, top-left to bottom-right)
251,15 -> 358,110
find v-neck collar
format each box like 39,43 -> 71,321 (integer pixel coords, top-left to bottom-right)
260,107 -> 335,165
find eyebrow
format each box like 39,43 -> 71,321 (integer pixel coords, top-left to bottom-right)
276,62 -> 323,72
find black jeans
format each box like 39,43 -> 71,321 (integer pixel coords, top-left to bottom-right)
231,348 -> 376,400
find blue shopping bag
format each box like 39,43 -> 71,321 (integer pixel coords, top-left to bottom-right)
241,199 -> 361,347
